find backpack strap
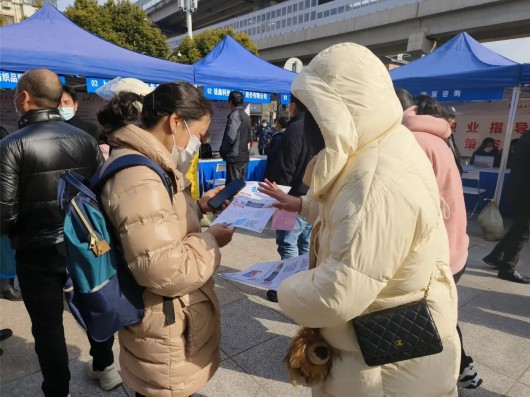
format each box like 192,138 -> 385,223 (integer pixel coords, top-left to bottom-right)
90,154 -> 173,200
163,297 -> 176,325
90,154 -> 176,325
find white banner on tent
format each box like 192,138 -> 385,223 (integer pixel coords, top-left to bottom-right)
206,101 -> 250,152
449,99 -> 530,157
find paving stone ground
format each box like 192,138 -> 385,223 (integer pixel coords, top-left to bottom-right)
1,218 -> 529,396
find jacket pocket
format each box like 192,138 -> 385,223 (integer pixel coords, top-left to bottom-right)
182,296 -> 216,358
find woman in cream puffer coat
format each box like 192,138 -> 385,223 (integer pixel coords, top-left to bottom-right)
260,43 -> 460,396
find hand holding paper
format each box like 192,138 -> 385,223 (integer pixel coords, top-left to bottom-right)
211,182 -> 293,233
258,179 -> 302,213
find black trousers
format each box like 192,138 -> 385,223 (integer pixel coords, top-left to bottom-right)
16,243 -> 114,397
488,212 -> 530,270
226,161 -> 248,184
452,265 -> 473,373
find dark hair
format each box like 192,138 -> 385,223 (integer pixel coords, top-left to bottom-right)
304,111 -> 326,156
277,116 -> 288,129
97,92 -> 143,133
394,88 -> 415,110
228,90 -> 244,106
17,69 -> 63,108
62,84 -> 78,103
414,95 -> 445,118
289,93 -> 304,111
443,106 -> 456,119
98,82 -> 213,133
477,137 -> 495,151
142,82 -> 213,128
292,95 -> 325,156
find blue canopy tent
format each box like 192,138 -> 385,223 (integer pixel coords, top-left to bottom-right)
390,32 -> 521,102
0,4 -> 193,83
391,32 -> 524,208
193,35 -> 296,94
521,64 -> 530,84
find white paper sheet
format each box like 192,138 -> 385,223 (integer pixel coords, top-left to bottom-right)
210,182 -> 291,233
221,254 -> 309,291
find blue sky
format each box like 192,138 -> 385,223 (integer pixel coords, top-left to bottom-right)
56,0 -> 530,63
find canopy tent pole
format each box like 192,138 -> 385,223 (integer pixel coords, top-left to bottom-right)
493,86 -> 521,204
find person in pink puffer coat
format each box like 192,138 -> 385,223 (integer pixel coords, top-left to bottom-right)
396,89 -> 483,390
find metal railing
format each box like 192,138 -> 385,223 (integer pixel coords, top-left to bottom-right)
164,0 -> 421,49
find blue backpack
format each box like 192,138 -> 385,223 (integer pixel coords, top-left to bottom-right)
58,154 -> 175,342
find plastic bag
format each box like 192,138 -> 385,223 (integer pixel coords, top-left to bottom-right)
477,200 -> 505,241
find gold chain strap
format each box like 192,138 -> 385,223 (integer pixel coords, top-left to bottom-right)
424,270 -> 435,300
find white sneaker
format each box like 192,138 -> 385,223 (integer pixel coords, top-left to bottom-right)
85,359 -> 122,391
458,362 -> 483,389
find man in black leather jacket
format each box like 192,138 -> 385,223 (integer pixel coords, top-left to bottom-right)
220,90 -> 251,183
0,69 -> 121,396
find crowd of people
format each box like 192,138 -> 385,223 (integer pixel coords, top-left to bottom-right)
0,40 -> 529,397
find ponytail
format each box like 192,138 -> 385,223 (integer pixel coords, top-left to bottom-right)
97,92 -> 143,133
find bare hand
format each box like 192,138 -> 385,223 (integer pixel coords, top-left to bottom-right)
258,179 -> 302,212
206,223 -> 236,248
198,186 -> 230,213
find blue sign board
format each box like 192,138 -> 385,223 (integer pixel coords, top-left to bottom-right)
280,94 -> 291,105
86,77 -> 159,93
0,71 -> 65,89
415,88 -> 504,102
203,86 -> 270,104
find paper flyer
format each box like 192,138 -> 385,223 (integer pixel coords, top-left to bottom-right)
221,254 -> 309,291
211,182 -> 291,233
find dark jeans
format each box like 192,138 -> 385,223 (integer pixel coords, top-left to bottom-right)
275,215 -> 312,260
226,161 -> 248,184
452,264 -> 473,373
16,243 -> 114,397
488,213 -> 530,270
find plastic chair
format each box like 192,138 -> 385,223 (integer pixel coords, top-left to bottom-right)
205,163 -> 226,190
462,171 -> 487,217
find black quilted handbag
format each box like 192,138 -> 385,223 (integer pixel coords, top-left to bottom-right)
352,277 -> 443,366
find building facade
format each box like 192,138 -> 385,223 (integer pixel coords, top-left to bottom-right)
1,0 -> 56,26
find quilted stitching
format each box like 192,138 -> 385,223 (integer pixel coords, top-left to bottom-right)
352,299 -> 443,366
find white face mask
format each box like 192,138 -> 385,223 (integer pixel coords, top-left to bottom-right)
483,147 -> 493,153
58,107 -> 75,121
171,119 -> 201,174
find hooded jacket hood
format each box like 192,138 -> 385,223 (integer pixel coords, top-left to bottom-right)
292,43 -> 403,199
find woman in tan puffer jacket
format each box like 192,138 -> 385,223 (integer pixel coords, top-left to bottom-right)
96,82 -> 235,397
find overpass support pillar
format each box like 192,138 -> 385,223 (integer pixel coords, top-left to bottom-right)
407,32 -> 436,57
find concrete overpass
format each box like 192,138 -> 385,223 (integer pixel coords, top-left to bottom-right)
256,0 -> 530,65
144,0 -> 530,66
137,0 -> 288,36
